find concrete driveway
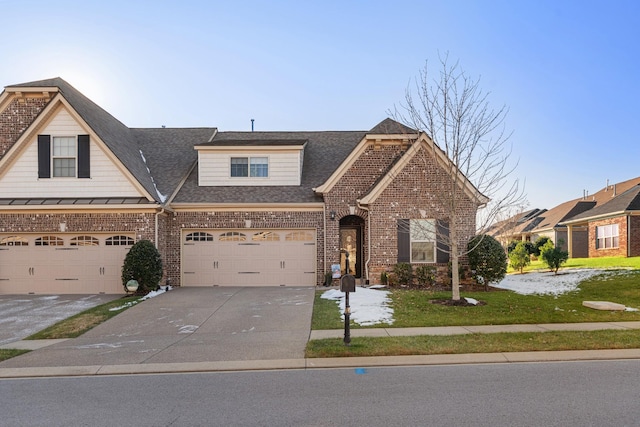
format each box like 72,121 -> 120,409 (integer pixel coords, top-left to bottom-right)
0,294 -> 119,346
0,286 -> 315,368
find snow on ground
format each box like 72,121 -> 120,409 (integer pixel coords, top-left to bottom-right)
108,286 -> 173,311
321,286 -> 394,326
492,269 -> 613,295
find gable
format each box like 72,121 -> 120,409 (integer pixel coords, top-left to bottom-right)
0,105 -> 146,199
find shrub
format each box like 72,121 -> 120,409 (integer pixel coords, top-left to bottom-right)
507,240 -> 534,255
415,265 -> 436,287
533,236 -> 551,257
508,241 -> 530,273
540,239 -> 569,274
467,234 -> 507,290
121,240 -> 163,294
380,271 -> 388,286
393,263 -> 414,286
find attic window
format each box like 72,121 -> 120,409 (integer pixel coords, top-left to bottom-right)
52,137 -> 76,177
38,134 -> 90,179
230,157 -> 268,178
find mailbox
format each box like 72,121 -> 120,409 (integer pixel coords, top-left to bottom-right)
340,274 -> 356,293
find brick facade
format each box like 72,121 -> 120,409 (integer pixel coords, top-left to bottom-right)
0,95 -> 50,159
588,216 -> 627,258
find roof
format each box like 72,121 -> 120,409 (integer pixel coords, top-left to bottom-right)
561,185 -> 640,223
369,118 -> 417,135
172,130 -> 366,203
531,198 -> 596,232
6,78 -> 163,202
197,138 -> 307,147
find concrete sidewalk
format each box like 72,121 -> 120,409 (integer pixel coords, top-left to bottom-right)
2,321 -> 640,378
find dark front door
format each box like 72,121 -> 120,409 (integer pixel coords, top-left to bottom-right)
339,216 -> 364,278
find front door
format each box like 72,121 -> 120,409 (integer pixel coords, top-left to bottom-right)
339,216 -> 364,278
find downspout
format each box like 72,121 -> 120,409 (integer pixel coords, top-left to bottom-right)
628,215 -> 631,257
357,199 -> 371,285
323,202 -> 327,284
155,208 -> 165,249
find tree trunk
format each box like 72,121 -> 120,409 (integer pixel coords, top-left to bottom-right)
451,238 -> 460,301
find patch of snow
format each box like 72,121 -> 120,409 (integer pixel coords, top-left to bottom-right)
321,286 -> 394,326
625,307 -> 639,312
178,325 -> 199,334
464,297 -> 479,305
109,286 -> 172,311
368,285 -> 387,289
492,269 -> 615,295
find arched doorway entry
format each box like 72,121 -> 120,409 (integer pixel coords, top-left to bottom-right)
339,215 -> 364,278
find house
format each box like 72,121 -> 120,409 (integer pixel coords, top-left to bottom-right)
560,184 -> 640,258
0,78 -> 486,294
488,176 -> 640,258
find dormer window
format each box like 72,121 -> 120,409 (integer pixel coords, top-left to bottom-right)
230,157 -> 268,178
37,134 -> 90,179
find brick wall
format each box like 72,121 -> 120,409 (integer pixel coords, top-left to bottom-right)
0,95 -> 50,159
629,216 -> 640,257
324,140 -> 480,284
167,210 -> 324,286
588,216 -> 628,257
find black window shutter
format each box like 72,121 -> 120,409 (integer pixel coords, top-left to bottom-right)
436,219 -> 450,264
397,219 -> 410,262
77,135 -> 90,178
37,135 -> 51,178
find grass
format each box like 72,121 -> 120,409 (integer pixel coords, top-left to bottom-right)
309,258 -> 640,357
313,269 -> 640,330
26,296 -> 139,340
306,330 -> 640,358
0,349 -> 30,362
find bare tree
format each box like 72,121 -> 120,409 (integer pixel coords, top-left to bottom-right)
392,54 -> 525,301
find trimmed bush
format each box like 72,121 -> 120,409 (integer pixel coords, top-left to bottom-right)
467,234 -> 507,290
121,239 -> 163,294
540,239 -> 569,274
393,262 -> 414,286
415,265 -> 436,287
533,236 -> 551,257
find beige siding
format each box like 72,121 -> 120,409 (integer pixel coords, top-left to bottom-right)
197,150 -> 302,186
0,108 -> 143,198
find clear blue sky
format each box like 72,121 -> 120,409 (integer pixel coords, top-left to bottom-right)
2,0 -> 639,210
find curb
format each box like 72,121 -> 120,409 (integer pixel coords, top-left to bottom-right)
2,349 -> 640,379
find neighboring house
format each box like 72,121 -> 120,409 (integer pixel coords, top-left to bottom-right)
487,208 -> 546,246
560,185 -> 640,258
0,78 -> 486,294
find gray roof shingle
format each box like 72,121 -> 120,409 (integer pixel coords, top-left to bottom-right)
562,185 -> 640,223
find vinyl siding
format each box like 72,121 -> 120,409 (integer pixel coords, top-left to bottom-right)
0,108 -> 143,198
197,150 -> 302,186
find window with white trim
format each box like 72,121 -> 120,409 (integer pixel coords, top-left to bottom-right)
52,136 -> 76,177
230,157 -> 268,177
410,219 -> 436,262
596,224 -> 619,249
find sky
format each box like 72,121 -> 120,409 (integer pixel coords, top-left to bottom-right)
1,0 -> 639,210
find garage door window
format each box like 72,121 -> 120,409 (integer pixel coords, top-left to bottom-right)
285,231 -> 313,241
0,236 -> 28,246
106,236 -> 134,246
186,232 -> 213,242
252,231 -> 279,241
35,236 -> 64,246
220,232 -> 246,241
71,236 -> 99,246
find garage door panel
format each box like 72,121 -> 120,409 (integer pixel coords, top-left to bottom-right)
182,229 -> 316,287
0,234 -> 133,295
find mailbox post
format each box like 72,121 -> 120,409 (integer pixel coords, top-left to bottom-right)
340,274 -> 356,346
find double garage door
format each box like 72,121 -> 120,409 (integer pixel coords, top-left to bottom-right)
0,234 -> 134,294
182,229 -> 317,286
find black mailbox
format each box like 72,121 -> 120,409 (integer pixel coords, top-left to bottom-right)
340,274 -> 356,293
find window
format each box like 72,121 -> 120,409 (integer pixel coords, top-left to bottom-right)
219,231 -> 246,241
285,231 -> 314,241
70,236 -> 99,246
230,157 -> 268,177
186,232 -> 213,242
52,136 -> 76,177
0,236 -> 28,246
252,231 -> 279,241
106,236 -> 135,246
35,236 -> 64,246
410,219 -> 436,263
596,224 -> 619,249
38,134 -> 90,179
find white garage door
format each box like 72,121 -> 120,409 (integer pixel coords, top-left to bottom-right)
182,229 -> 317,286
0,234 -> 134,294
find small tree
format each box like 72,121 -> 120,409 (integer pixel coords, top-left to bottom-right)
540,239 -> 569,274
467,234 -> 507,290
509,241 -> 530,273
533,236 -> 551,257
415,265 -> 436,287
121,239 -> 163,294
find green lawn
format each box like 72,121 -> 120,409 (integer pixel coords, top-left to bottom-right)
0,349 -> 29,362
313,262 -> 640,330
512,256 -> 640,273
